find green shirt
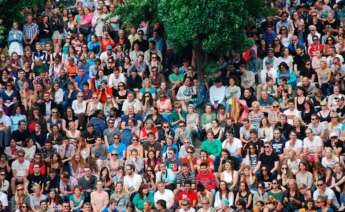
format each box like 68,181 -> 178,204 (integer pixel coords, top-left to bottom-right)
132,192 -> 155,211
200,113 -> 216,126
169,109 -> 187,126
169,73 -> 185,84
200,139 -> 222,157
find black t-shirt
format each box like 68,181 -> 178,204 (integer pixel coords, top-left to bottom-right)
300,68 -> 317,82
259,152 -> 279,171
324,139 -> 344,154
81,130 -> 100,145
27,174 -> 47,193
271,138 -> 286,155
11,130 -> 31,144
293,54 -> 309,71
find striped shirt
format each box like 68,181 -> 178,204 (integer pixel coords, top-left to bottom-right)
23,23 -> 39,40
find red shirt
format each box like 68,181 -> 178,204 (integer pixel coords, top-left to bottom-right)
195,171 -> 217,191
177,190 -> 198,207
96,87 -> 113,103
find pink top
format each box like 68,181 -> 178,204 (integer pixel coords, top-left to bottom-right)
80,13 -> 93,26
156,99 -> 172,113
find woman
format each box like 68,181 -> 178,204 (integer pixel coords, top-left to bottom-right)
258,117 -> 274,141
296,162 -> 313,189
71,92 -> 87,129
103,96 -> 117,119
284,179 -> 304,211
126,136 -> 144,159
279,47 -> 293,69
145,107 -> 164,128
107,151 -> 124,177
278,27 -> 292,48
210,120 -> 224,140
149,53 -> 162,72
295,87 -> 308,112
113,82 -> 128,111
213,181 -> 234,210
47,108 -> 63,133
140,79 -> 156,100
273,37 -> 282,57
69,185 -> 85,212
132,184 -> 155,211
70,154 -> 86,179
186,104 -> 199,139
301,100 -> 314,124
145,150 -> 161,171
19,80 -> 34,111
99,167 -> 113,194
253,182 -> 268,205
86,94 -> 103,117
317,59 -> 332,97
276,62 -> 297,86
317,101 -> 331,122
321,147 -> 339,169
1,82 -> 19,103
328,112 -> 341,137
200,104 -> 216,135
219,160 -> 238,191
51,82 -> 64,107
29,184 -> 47,211
234,181 -> 253,210
141,92 -> 155,115
139,119 -> 158,142
267,179 -> 284,202
10,184 -> 30,212
110,182 -> 129,211
47,189 -> 62,211
48,153 -> 62,175
176,76 -> 195,110
65,122 -> 81,142
63,81 -> 78,107
47,125 -> 64,146
292,118 -> 306,140
8,21 -> 23,56
23,138 -> 36,161
330,163 -> 345,195
225,77 -> 241,103
156,92 -> 172,115
62,107 -> 79,132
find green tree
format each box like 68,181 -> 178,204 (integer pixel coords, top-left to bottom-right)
115,0 -> 270,80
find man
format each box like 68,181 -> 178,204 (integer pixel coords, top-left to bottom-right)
239,118 -> 253,144
174,121 -> 192,144
275,114 -> 293,140
195,163 -> 218,195
144,40 -> 162,64
11,150 -> 30,194
107,134 -> 126,159
74,69 -> 89,91
137,30 -> 149,52
23,14 -> 39,47
81,124 -> 101,145
0,108 -> 11,149
308,114 -> 326,137
122,93 -> 143,114
37,92 -> 57,119
302,128 -> 323,163
38,200 -> 48,212
176,164 -> 195,189
101,199 -> 119,212
284,130 -> 303,156
222,130 -> 242,168
155,163 -> 176,190
78,167 -> 97,201
123,164 -> 142,196
254,142 -> 279,178
108,67 -> 126,89
176,180 -> 197,208
165,148 -> 180,174
200,131 -> 222,160
154,181 -> 175,210
27,164 -> 46,193
100,45 -> 116,64
11,120 -> 30,146
313,178 -> 339,209
283,99 -> 301,125
125,149 -> 144,174
240,64 -> 255,89
209,79 -> 226,109
62,201 -> 71,212
103,119 -> 120,145
91,181 -> 109,212
271,128 -> 286,156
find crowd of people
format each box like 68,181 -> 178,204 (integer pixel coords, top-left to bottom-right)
2,0 -> 345,211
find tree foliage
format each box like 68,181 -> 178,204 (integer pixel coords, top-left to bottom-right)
115,0 -> 159,26
0,0 -> 44,27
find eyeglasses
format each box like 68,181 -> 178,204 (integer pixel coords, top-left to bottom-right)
77,95 -> 83,97
187,151 -> 193,154
163,126 -> 169,128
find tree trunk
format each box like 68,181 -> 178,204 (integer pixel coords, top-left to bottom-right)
194,41 -> 207,82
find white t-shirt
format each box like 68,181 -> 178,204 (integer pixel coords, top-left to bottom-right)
11,159 -> 30,177
123,173 -> 142,193
0,192 -> 8,207
284,139 -> 303,153
222,138 -> 242,157
154,189 -> 175,209
283,109 -> 301,125
313,187 -> 339,208
303,136 -> 323,153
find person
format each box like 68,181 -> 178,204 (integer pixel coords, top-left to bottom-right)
154,181 -> 175,210
91,181 -> 109,212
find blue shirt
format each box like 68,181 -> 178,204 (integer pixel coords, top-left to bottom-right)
75,74 -> 89,89
108,143 -> 127,159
